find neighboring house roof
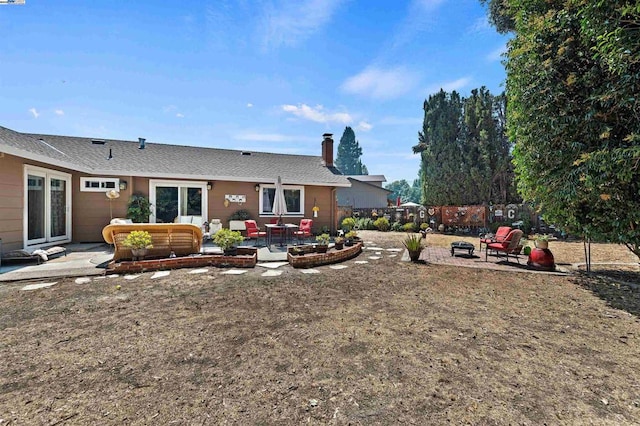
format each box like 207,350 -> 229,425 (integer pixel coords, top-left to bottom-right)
346,174 -> 387,183
346,177 -> 393,193
0,126 -> 350,187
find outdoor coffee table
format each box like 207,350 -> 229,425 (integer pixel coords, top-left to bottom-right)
451,241 -> 475,256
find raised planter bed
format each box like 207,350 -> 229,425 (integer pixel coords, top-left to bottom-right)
287,242 -> 362,269
106,247 -> 257,274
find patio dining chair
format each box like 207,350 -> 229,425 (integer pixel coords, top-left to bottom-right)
294,219 -> 313,244
244,220 -> 266,246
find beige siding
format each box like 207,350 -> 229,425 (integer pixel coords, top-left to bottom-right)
0,154 -> 25,252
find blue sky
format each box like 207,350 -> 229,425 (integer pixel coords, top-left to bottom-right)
0,0 -> 509,184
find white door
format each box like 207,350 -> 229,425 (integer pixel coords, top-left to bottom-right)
24,166 -> 72,248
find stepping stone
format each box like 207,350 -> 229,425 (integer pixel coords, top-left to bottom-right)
151,271 -> 170,279
189,268 -> 209,274
106,274 -> 120,278
367,247 -> 385,251
124,274 -> 140,280
300,269 -> 320,274
75,277 -> 91,284
261,270 -> 283,277
368,256 -> 382,260
21,282 -> 57,291
256,262 -> 289,269
354,261 -> 369,264
375,252 -> 382,255
329,265 -> 348,270
386,248 -> 402,252
388,254 -> 397,258
221,269 -> 247,275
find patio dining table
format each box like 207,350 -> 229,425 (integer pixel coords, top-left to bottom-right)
265,223 -> 298,247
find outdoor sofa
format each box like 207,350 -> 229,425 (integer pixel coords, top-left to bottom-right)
102,223 -> 203,261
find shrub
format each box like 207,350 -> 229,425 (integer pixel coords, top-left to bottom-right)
126,194 -> 152,223
391,221 -> 403,232
341,217 -> 357,231
122,230 -> 153,249
316,233 -> 330,245
345,230 -> 358,239
420,222 -> 429,231
373,217 -> 390,231
212,228 -> 244,250
228,209 -> 252,221
402,222 -> 417,232
357,217 -> 375,230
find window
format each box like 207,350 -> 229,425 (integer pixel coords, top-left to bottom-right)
80,177 -> 119,192
259,185 -> 304,216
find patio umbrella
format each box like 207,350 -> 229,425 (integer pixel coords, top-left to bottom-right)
272,176 -> 287,224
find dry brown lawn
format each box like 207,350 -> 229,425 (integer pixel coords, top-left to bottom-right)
1,231 -> 639,425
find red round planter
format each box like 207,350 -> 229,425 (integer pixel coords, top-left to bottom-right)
528,248 -> 555,271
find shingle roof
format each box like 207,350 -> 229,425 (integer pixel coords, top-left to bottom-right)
0,126 -> 350,187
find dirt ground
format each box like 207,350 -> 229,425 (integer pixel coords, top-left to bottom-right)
1,231 -> 639,425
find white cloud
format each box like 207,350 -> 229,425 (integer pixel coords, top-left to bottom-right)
54,109 -> 64,116
341,67 -> 420,100
357,121 -> 372,132
468,16 -> 492,34
176,113 -> 185,118
29,108 -> 39,118
247,103 -> 253,108
425,77 -> 472,95
260,0 -> 345,49
281,104 -> 352,124
486,44 -> 507,62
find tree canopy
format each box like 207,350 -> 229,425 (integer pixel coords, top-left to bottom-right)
483,0 -> 640,258
385,178 -> 422,205
413,88 -> 517,206
335,126 -> 368,175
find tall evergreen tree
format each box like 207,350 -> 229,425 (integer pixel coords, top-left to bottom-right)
482,0 -> 640,259
335,126 -> 368,175
413,88 -> 515,206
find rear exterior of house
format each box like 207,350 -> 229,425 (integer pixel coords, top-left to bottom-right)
0,127 -> 349,253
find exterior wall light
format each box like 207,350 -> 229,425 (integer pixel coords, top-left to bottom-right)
255,184 -> 260,192
119,180 -> 128,191
207,182 -> 213,190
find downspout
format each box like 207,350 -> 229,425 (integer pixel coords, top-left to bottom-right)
331,187 -> 337,234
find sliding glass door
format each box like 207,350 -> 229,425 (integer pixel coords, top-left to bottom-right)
25,167 -> 71,247
149,180 -> 207,224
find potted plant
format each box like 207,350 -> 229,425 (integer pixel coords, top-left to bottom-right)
213,228 -> 244,256
344,230 -> 358,246
341,217 -> 356,232
126,194 -> 152,223
334,236 -> 344,250
403,233 -> 424,262
315,233 -> 330,253
290,246 -> 304,256
533,234 -> 550,250
122,230 -> 153,260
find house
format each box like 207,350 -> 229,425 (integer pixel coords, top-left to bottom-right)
336,175 -> 392,208
0,126 -> 350,253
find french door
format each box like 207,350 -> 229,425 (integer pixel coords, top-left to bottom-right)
24,166 -> 72,247
149,180 -> 207,224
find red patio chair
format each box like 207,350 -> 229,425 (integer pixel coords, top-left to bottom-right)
485,229 -> 524,263
294,219 -> 313,243
244,220 -> 266,246
479,226 -> 512,252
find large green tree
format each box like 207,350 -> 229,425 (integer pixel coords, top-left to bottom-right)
385,178 -> 422,204
413,88 -> 516,206
483,0 -> 640,258
335,126 -> 368,175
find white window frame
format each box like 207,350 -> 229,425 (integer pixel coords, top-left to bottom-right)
149,179 -> 208,224
80,177 -> 120,192
258,184 -> 305,217
23,165 -> 72,248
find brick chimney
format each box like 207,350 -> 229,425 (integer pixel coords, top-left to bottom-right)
321,133 -> 334,167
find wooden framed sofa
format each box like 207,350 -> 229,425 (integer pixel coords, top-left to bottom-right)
102,223 -> 203,261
